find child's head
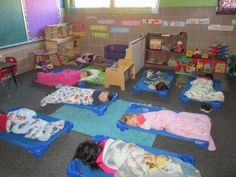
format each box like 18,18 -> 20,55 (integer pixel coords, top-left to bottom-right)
73,140 -> 101,170
121,113 -> 139,126
199,73 -> 214,81
155,81 -> 168,91
80,71 -> 92,78
98,91 -> 112,102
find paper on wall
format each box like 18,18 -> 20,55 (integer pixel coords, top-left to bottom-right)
142,19 -> 162,25
97,19 -> 115,24
232,19 -> 236,25
186,18 -> 210,25
110,27 -> 129,33
90,25 -> 108,31
121,20 -> 141,26
208,25 -> 234,31
162,21 -> 185,27
86,16 -> 97,20
73,23 -> 85,30
73,31 -> 87,37
91,32 -> 109,39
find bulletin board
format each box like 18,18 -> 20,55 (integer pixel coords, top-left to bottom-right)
0,0 -> 27,47
0,0 -> 60,48
23,0 -> 60,40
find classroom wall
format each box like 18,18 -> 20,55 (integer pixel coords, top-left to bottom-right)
0,42 -> 45,74
65,6 -> 236,57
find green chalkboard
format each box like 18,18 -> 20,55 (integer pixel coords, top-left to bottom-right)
0,0 -> 27,48
160,0 -> 217,7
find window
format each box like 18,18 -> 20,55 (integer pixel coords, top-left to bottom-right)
216,0 -> 236,15
114,0 -> 158,8
75,0 -> 110,8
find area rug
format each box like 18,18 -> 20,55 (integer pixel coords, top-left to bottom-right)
51,99 -> 156,146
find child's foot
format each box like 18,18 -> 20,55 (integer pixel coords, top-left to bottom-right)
200,104 -> 212,113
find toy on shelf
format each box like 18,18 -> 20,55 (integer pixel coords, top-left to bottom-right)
186,49 -> 193,58
193,48 -> 201,58
208,42 -> 229,59
33,50 -> 62,71
226,55 -> 236,76
175,56 -> 192,74
175,40 -> 184,53
149,38 -> 162,50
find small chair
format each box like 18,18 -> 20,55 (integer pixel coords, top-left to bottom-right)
104,44 -> 128,62
5,56 -> 21,84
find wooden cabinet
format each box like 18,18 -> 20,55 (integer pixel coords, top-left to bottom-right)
44,23 -> 79,62
145,32 -> 187,70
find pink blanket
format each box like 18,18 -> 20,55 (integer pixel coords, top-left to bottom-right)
143,110 -> 216,151
35,69 -> 81,86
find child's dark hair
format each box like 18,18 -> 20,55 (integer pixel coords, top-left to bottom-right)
73,141 -> 101,170
155,82 -> 168,91
86,71 -> 92,77
107,93 -> 113,101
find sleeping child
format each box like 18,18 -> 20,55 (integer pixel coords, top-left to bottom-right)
0,108 -> 65,141
76,53 -> 112,70
144,70 -> 170,91
184,73 -> 224,102
121,110 -> 216,151
40,86 -> 112,107
35,69 -> 100,86
73,138 -> 201,177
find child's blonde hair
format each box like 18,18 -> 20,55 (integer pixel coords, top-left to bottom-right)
121,113 -> 134,123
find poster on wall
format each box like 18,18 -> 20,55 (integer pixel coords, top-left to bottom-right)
121,20 -> 141,26
186,18 -> 210,25
110,27 -> 129,33
97,19 -> 115,24
208,24 -> 234,31
73,23 -> 85,30
232,19 -> 236,25
23,0 -> 60,39
91,32 -> 109,39
90,25 -> 108,31
142,19 -> 162,25
163,21 -> 186,27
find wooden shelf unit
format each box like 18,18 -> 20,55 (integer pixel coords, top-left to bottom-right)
145,32 -> 187,70
44,23 -> 79,62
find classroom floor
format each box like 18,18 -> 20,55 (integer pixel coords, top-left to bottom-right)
0,69 -> 236,177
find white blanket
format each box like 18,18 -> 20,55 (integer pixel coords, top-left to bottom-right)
184,78 -> 224,102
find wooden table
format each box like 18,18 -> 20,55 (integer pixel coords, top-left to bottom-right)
0,61 -> 17,84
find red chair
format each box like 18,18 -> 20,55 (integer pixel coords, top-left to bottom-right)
5,56 -> 17,74
4,56 -> 21,84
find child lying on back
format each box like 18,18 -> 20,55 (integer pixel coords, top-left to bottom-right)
121,110 -> 216,151
40,86 -> 112,107
0,108 -> 64,141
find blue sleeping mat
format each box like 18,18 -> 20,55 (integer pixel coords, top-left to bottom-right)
64,92 -> 119,116
179,77 -> 223,109
133,71 -> 175,97
66,135 -> 195,177
0,107 -> 73,158
116,103 -> 209,149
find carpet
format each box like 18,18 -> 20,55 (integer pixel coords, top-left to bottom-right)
51,99 -> 156,146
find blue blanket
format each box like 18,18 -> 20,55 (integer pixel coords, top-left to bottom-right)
51,99 -> 156,146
